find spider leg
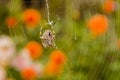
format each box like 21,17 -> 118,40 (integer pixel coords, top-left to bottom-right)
42,40 -> 47,48
42,43 -> 47,48
40,37 -> 43,39
54,42 -> 57,49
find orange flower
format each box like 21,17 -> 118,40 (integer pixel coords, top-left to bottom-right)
103,0 -> 115,13
50,50 -> 66,65
6,17 -> 17,28
25,41 -> 43,59
88,14 -> 108,37
22,8 -> 41,27
21,68 -> 36,80
44,50 -> 67,75
44,62 -> 62,75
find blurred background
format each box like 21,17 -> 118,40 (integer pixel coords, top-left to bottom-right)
0,0 -> 120,80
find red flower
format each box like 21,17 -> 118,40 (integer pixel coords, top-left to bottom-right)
103,0 -> 115,14
6,17 -> 17,28
50,50 -> 66,65
44,50 -> 67,75
25,41 -> 43,59
21,68 -> 36,80
22,8 -> 41,27
88,14 -> 108,37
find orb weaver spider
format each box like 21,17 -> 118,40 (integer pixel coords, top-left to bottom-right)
39,17 -> 60,49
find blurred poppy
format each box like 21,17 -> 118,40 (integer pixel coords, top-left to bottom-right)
25,41 -> 43,59
88,14 -> 108,37
6,17 -> 17,28
44,50 -> 66,75
21,67 -> 36,80
103,0 -> 115,14
50,50 -> 66,65
22,8 -> 41,27
44,62 -> 62,75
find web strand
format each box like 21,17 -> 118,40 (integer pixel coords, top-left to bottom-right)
45,0 -> 51,24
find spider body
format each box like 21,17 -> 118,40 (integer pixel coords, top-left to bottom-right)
40,29 -> 57,48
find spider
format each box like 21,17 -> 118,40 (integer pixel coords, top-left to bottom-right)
40,16 -> 59,48
40,28 -> 57,48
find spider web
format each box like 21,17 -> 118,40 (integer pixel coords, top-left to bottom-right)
0,0 -> 120,80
